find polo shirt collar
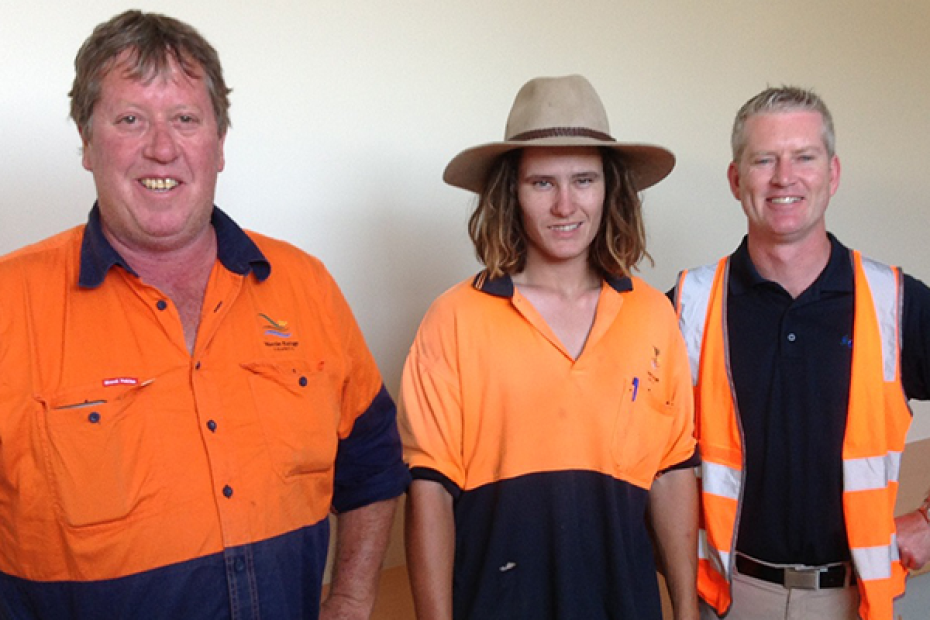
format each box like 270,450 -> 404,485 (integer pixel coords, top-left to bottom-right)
728,232 -> 853,297
472,270 -> 633,298
78,203 -> 271,288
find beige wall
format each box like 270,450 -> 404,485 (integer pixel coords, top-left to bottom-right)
3,0 -> 929,573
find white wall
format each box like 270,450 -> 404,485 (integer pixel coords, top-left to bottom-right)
2,2 -> 928,434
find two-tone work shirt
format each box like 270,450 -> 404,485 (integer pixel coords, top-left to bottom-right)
401,272 -> 698,620
0,205 -> 410,619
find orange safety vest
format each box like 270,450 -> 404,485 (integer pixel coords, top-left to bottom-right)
675,250 -> 911,620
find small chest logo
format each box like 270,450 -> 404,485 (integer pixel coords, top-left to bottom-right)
259,313 -> 292,338
259,313 -> 300,351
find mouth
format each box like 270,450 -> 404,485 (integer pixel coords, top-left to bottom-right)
768,196 -> 802,205
139,178 -> 180,192
550,223 -> 582,232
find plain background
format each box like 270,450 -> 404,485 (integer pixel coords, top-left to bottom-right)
3,0 -> 929,571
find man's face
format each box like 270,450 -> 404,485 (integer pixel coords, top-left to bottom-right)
728,111 -> 840,246
81,54 -> 225,254
516,147 -> 605,270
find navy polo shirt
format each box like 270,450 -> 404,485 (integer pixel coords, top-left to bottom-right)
725,234 -> 930,566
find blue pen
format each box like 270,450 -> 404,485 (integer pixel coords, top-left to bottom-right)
632,377 -> 639,401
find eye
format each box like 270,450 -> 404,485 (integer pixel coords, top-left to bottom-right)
532,179 -> 553,189
575,176 -> 594,186
118,115 -> 138,125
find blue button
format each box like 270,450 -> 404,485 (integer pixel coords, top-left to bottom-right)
299,376 -> 308,387
223,485 -> 233,498
156,300 -> 168,311
88,412 -> 101,423
207,420 -> 217,432
195,361 -> 202,370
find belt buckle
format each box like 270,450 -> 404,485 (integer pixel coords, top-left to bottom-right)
783,566 -> 825,590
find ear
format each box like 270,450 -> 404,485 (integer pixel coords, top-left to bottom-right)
828,155 -> 841,196
79,127 -> 93,172
726,161 -> 741,200
216,131 -> 227,173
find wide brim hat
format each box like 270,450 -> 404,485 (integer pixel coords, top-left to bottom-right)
443,74 -> 675,194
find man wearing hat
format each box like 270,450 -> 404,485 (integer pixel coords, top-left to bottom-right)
400,75 -> 700,619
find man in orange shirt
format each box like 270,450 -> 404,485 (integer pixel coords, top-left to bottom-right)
0,10 -> 408,619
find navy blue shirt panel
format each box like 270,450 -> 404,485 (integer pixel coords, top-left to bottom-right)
451,470 -> 662,620
726,234 -> 930,565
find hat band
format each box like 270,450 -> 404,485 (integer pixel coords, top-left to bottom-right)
509,126 -> 614,142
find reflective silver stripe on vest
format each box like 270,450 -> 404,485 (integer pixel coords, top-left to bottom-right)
859,257 -> 901,383
676,263 -> 719,385
698,528 -> 732,578
702,460 -> 742,500
851,536 -> 900,581
843,452 -> 903,492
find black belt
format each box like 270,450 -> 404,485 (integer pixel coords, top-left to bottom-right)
735,555 -> 856,590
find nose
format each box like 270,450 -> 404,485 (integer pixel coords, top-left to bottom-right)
551,184 -> 575,217
771,158 -> 795,186
142,122 -> 179,163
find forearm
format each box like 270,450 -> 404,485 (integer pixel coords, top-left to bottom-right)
649,468 -> 699,620
405,479 -> 455,620
323,497 -> 399,620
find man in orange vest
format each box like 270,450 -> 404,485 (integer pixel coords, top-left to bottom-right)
672,86 -> 930,620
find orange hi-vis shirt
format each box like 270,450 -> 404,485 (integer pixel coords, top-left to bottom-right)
400,272 -> 697,619
0,206 -> 409,619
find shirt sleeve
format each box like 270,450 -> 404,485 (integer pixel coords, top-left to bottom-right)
398,298 -> 467,493
332,384 -> 411,513
902,273 -> 930,401
653,302 -> 699,474
315,266 -> 410,513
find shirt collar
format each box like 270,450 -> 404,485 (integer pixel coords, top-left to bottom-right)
729,232 -> 853,297
78,203 -> 271,288
472,270 -> 633,298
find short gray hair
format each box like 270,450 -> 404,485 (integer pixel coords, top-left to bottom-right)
731,86 -> 835,161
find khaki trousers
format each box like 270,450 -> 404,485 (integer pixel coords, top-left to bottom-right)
699,569 -> 859,620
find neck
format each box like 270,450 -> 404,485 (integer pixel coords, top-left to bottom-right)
106,226 -> 218,287
105,226 -> 218,354
513,255 -> 601,298
746,231 -> 831,299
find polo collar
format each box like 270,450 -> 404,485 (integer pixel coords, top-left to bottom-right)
729,232 -> 853,297
472,270 -> 633,298
78,204 -> 271,288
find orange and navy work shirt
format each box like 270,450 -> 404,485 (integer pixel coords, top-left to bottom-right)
400,272 -> 697,620
0,205 -> 410,619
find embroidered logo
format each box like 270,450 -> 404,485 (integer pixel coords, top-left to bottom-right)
259,313 -> 300,351
259,313 -> 292,338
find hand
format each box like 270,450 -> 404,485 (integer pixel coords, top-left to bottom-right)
895,510 -> 930,571
320,592 -> 371,620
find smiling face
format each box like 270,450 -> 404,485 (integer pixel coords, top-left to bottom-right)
81,53 -> 226,254
728,111 -> 840,246
516,147 -> 605,272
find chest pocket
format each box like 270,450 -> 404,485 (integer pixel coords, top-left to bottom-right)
38,380 -> 159,528
611,374 -> 677,488
241,359 -> 340,479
